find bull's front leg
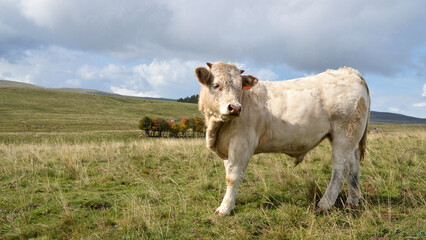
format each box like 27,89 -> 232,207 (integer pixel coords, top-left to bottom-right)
215,142 -> 253,216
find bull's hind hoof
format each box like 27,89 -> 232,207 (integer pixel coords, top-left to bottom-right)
345,203 -> 358,209
214,210 -> 227,216
315,206 -> 326,214
214,206 -> 231,216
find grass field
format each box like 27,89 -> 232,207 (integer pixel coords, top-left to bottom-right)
0,87 -> 425,239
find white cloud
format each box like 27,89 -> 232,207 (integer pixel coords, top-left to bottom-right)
412,83 -> 426,107
387,107 -> 400,113
110,86 -> 160,98
0,57 -> 34,83
254,69 -> 279,81
77,59 -> 205,98
77,65 -> 98,80
412,102 -> 426,107
19,0 -> 57,28
0,46 -> 94,87
65,78 -> 80,86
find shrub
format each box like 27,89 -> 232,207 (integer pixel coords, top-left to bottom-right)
170,122 -> 181,137
186,118 -> 196,137
138,117 -> 153,136
194,117 -> 204,133
156,118 -> 169,137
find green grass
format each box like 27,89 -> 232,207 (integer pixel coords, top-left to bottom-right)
0,87 -> 425,239
369,123 -> 426,132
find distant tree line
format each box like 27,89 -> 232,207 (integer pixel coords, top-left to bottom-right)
138,116 -> 205,138
177,94 -> 199,104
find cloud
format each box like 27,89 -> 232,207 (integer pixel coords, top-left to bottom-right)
110,86 -> 160,98
77,59 -> 205,98
19,0 -> 56,28
0,45 -> 95,87
0,57 -> 34,83
412,102 -> 426,107
423,83 -> 426,97
387,107 -> 400,113
65,78 -> 80,86
412,83 -> 426,107
16,0 -> 171,54
253,69 -> 279,81
0,0 -> 422,75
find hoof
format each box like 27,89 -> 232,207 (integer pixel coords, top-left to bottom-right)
315,206 -> 326,214
214,210 -> 227,216
345,203 -> 358,209
214,207 -> 231,217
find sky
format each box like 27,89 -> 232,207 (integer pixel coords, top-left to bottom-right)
0,0 -> 425,118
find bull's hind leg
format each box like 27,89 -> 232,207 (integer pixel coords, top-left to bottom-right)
346,148 -> 361,207
317,137 -> 355,211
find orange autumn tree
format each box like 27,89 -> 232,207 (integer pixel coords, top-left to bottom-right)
194,117 -> 204,135
180,117 -> 189,136
139,116 -> 205,137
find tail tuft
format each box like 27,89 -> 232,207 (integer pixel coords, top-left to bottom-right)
359,115 -> 369,161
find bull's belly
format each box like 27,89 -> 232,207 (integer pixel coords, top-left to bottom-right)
255,118 -> 331,155
255,131 -> 329,155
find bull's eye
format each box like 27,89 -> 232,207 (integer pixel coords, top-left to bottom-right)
213,84 -> 222,91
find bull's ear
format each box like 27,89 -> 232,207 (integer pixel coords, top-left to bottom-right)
242,75 -> 258,90
240,69 -> 245,74
195,67 -> 213,85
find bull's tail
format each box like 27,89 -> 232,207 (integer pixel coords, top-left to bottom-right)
358,114 -> 369,161
358,71 -> 369,161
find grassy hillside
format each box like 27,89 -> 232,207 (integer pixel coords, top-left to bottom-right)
0,87 -> 201,133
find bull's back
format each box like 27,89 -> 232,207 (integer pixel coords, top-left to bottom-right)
254,68 -> 369,155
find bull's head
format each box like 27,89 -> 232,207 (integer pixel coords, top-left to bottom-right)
195,62 -> 258,121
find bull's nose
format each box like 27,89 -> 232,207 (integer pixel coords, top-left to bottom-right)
228,104 -> 241,116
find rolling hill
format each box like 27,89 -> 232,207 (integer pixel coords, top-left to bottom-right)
0,86 -> 201,132
0,80 -> 45,89
370,111 -> 426,124
0,80 -> 175,101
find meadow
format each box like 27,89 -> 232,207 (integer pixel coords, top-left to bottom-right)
0,87 -> 425,239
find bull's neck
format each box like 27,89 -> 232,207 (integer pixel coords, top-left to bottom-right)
204,114 -> 227,159
203,84 -> 266,159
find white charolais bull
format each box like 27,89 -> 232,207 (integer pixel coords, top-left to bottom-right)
195,62 -> 370,216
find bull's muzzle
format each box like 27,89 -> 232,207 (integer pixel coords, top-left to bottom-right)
228,104 -> 241,116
